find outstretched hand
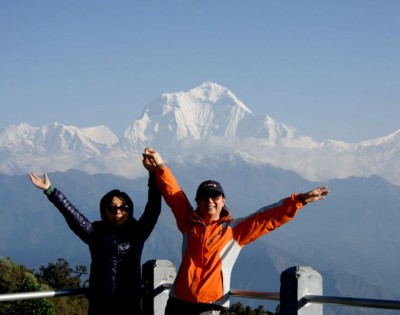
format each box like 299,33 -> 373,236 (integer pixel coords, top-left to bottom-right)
28,172 -> 51,191
300,186 -> 330,204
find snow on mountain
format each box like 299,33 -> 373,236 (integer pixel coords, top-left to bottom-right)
0,82 -> 400,185
0,122 -> 118,154
0,122 -> 119,175
122,81 -> 294,152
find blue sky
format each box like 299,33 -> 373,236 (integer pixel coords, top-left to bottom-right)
1,0 -> 399,142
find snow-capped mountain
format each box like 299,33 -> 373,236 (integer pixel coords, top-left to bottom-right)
0,122 -> 119,175
0,122 -> 118,154
123,81 -> 294,148
0,81 -> 399,185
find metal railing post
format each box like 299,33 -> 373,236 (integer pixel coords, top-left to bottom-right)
142,259 -> 176,315
280,266 -> 323,315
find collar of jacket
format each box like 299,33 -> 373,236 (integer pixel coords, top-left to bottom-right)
192,208 -> 232,224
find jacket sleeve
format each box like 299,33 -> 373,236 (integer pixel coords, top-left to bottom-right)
155,165 -> 193,233
46,188 -> 94,244
232,194 -> 304,246
137,172 -> 162,240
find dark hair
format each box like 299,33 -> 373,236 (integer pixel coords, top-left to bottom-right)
100,189 -> 134,220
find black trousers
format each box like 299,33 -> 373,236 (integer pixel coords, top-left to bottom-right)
164,297 -> 224,315
88,295 -> 141,315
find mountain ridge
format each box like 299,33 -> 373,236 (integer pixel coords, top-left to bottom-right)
0,82 -> 399,186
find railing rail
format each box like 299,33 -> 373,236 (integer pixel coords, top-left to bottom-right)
0,288 -> 87,302
230,289 -> 400,310
229,289 -> 280,301
2,288 -> 400,311
304,294 -> 400,310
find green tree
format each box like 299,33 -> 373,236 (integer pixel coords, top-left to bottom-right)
7,276 -> 55,315
0,257 -> 89,315
35,258 -> 87,290
34,258 -> 89,315
0,257 -> 32,294
221,301 -> 278,315
0,257 -> 55,315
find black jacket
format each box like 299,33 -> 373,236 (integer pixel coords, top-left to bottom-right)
46,173 -> 161,315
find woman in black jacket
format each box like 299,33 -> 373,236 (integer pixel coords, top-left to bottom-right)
28,157 -> 161,315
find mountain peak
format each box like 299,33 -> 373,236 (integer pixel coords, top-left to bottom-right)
123,81 -> 288,150
154,81 -> 251,114
187,81 -> 252,113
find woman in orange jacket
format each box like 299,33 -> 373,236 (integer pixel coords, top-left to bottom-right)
143,147 -> 330,315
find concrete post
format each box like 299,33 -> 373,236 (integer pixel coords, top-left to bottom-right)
280,266 -> 323,315
142,259 -> 177,315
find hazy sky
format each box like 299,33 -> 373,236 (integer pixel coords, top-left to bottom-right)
1,1 -> 399,142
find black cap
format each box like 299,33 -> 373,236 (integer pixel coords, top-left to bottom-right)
196,180 -> 225,200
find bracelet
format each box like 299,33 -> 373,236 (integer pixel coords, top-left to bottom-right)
156,163 -> 165,169
44,186 -> 54,196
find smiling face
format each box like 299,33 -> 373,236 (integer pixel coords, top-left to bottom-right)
196,191 -> 225,225
105,196 -> 130,226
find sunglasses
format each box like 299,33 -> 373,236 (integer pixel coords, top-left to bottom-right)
198,192 -> 223,202
106,204 -> 129,213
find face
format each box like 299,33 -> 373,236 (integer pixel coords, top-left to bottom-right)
105,196 -> 129,225
196,191 -> 225,224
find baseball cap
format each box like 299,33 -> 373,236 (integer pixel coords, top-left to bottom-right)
196,180 -> 225,200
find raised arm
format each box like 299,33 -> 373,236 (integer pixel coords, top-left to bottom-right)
28,171 -> 94,243
233,185 -> 331,246
137,151 -> 162,239
143,147 -> 193,233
